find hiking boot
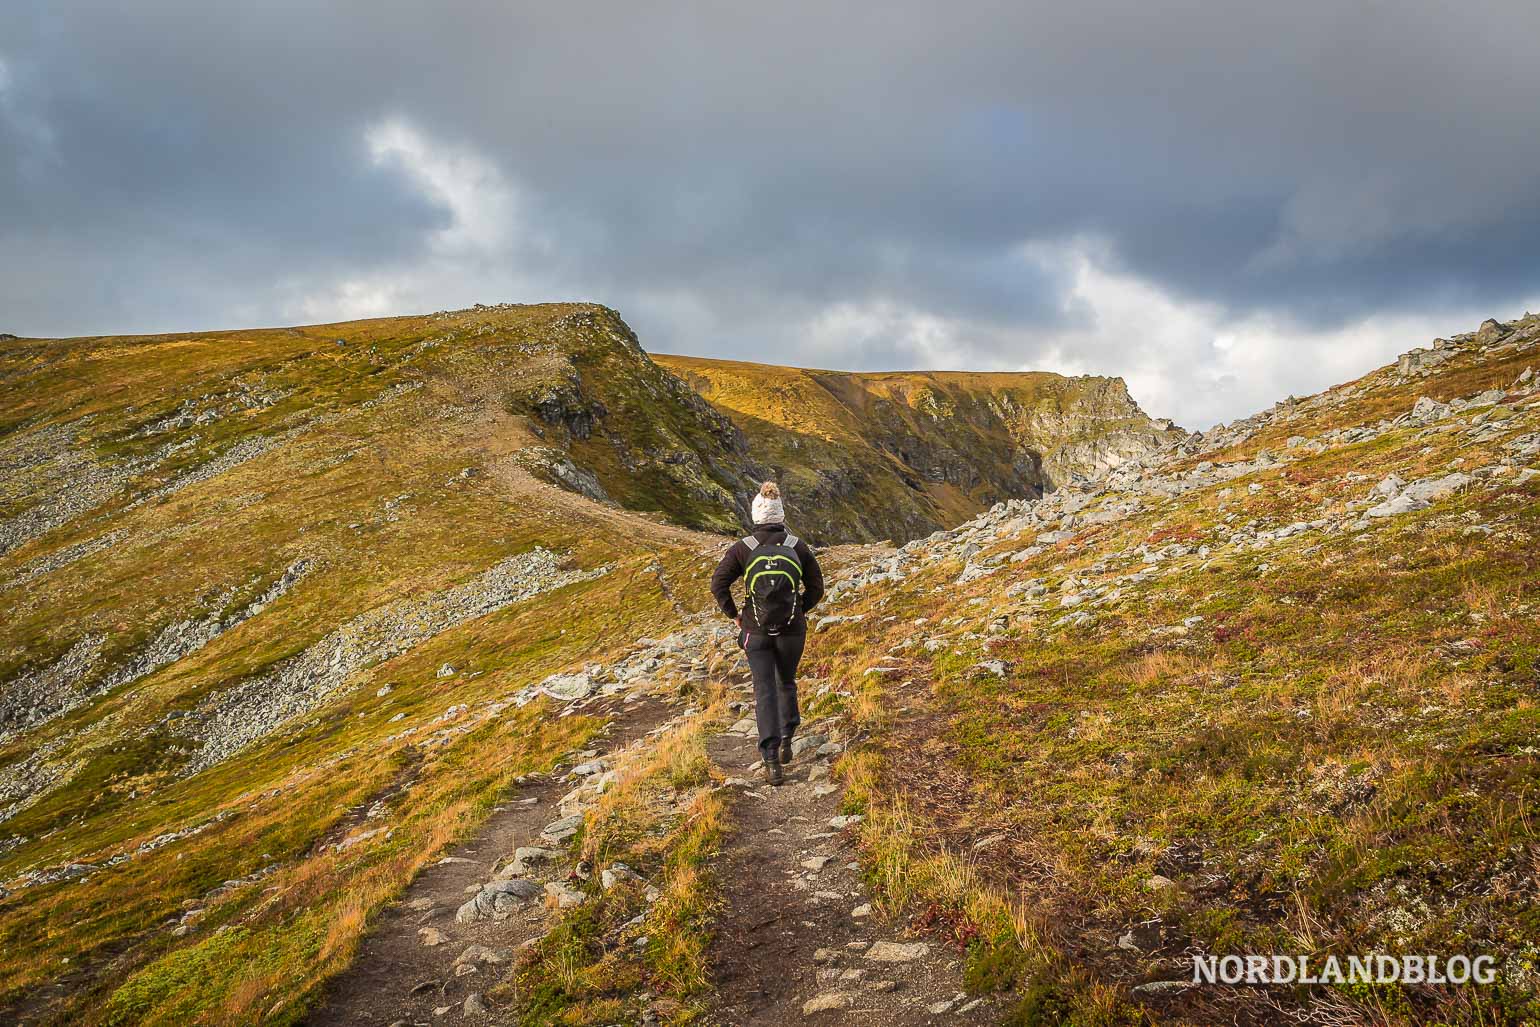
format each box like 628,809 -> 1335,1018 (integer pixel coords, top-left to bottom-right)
778,737 -> 794,765
763,754 -> 784,786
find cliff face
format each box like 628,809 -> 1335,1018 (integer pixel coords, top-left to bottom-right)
653,355 -> 1183,542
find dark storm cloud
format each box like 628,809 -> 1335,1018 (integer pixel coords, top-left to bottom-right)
3,1 -> 1538,423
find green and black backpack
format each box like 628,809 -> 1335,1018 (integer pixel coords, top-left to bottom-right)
743,534 -> 803,634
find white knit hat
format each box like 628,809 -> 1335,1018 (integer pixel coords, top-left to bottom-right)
750,481 -> 785,524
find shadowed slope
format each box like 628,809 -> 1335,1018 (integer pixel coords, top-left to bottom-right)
655,353 -> 1183,542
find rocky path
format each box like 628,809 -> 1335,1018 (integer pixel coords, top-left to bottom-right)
308,617 -> 986,1026
704,688 -> 992,1026
308,692 -> 678,1026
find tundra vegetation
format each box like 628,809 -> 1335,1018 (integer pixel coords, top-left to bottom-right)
1,305 -> 1536,1024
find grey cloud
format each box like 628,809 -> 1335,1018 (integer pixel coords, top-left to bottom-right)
3,1 -> 1539,423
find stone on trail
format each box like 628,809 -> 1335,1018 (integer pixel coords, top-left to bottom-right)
864,940 -> 929,962
506,845 -> 560,875
457,878 -> 542,923
540,814 -> 584,844
455,944 -> 511,967
463,991 -> 490,1016
802,991 -> 856,1014
545,881 -> 588,908
417,927 -> 448,946
790,734 -> 828,758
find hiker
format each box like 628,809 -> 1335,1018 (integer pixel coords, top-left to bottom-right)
711,481 -> 824,785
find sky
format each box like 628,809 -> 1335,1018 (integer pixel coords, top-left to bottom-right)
2,2 -> 1538,429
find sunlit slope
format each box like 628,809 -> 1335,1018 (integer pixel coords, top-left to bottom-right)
0,304 -> 725,1023
809,316 -> 1540,1024
655,353 -> 1182,542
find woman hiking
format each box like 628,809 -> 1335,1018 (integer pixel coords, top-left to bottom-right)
710,482 -> 824,785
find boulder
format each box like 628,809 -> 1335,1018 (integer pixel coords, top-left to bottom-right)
1366,493 -> 1429,519
1476,318 -> 1508,346
1401,472 -> 1470,504
538,671 -> 596,701
456,877 -> 543,923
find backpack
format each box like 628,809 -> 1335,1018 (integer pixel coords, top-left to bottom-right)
742,534 -> 803,634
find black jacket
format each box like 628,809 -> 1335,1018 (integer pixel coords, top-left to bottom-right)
711,523 -> 824,635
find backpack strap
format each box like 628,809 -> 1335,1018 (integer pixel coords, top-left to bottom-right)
741,535 -> 760,550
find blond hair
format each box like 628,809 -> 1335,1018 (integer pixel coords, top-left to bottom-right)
759,481 -> 781,499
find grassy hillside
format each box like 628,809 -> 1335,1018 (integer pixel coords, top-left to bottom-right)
0,304 -> 730,1024
655,354 -> 1182,543
806,317 -> 1540,1024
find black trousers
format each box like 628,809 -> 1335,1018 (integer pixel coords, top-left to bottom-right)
742,629 -> 804,759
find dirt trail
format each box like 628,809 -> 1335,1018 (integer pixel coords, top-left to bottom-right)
308,692 -> 677,1026
310,613 -> 987,1026
704,679 -> 993,1026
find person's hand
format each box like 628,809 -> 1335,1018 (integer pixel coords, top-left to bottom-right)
734,614 -> 742,627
